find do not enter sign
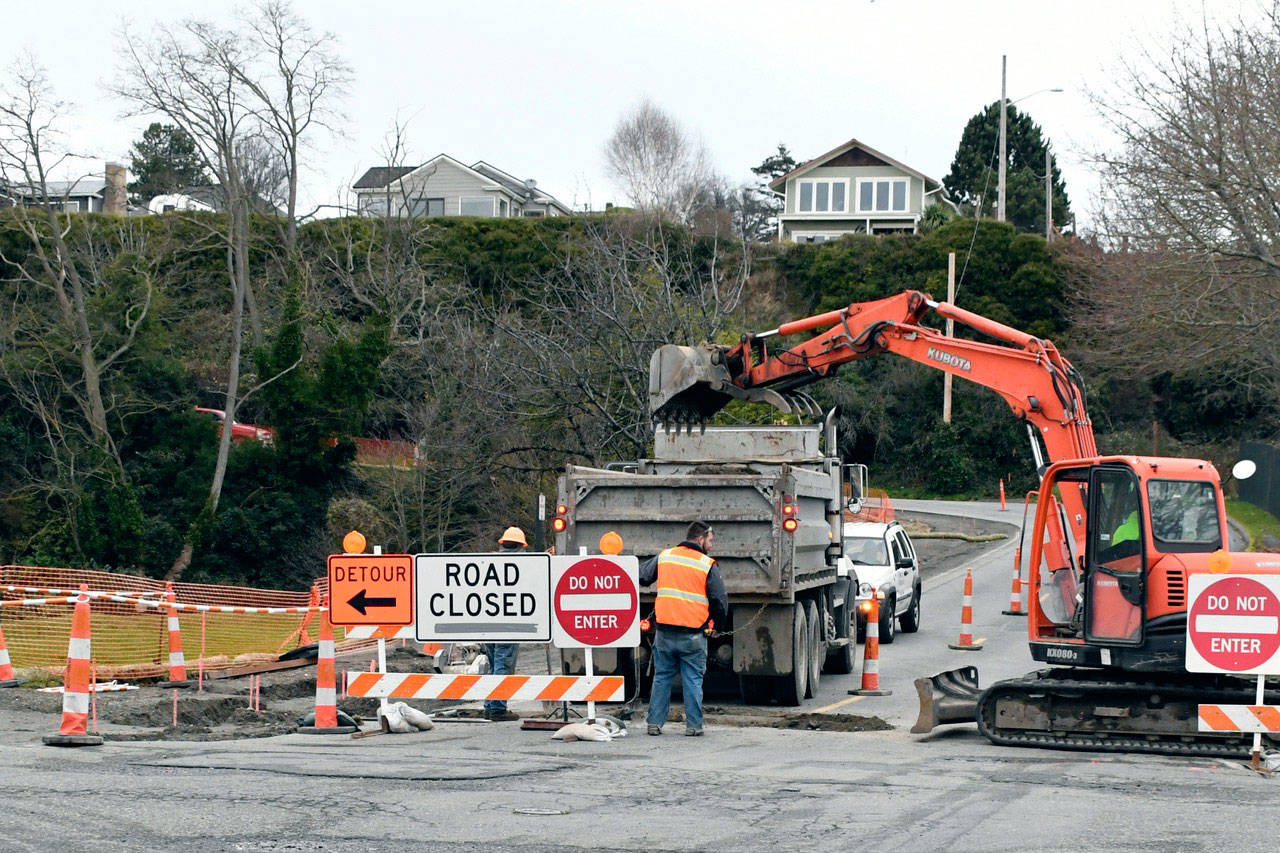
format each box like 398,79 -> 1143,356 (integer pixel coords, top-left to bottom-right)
1186,574 -> 1280,674
551,555 -> 639,648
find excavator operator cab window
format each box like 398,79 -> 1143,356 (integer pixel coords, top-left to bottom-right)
1146,479 -> 1221,552
1084,466 -> 1145,645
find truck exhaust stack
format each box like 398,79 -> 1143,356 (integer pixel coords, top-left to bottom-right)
911,666 -> 982,734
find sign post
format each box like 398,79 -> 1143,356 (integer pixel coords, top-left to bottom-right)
1186,574 -> 1280,768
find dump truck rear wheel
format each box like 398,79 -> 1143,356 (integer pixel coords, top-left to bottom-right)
804,599 -> 822,699
775,603 -> 807,706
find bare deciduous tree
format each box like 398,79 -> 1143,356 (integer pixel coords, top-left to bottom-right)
1079,9 -> 1280,424
236,0 -> 351,250
604,99 -> 722,225
116,21 -> 260,579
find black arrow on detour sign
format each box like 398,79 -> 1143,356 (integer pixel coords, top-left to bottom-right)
348,589 -> 397,615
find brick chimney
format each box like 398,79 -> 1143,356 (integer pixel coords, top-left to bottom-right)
103,163 -> 127,214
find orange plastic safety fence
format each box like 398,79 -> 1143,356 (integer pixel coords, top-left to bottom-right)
0,566 -> 361,680
844,489 -> 895,523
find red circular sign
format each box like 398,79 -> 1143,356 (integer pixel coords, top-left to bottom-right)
1189,576 -> 1280,671
554,558 -> 638,647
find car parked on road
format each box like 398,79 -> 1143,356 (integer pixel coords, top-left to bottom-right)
842,520 -> 921,644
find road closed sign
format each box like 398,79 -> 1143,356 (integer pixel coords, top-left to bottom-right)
1186,574 -> 1280,674
551,555 -> 639,649
415,553 -> 551,642
327,554 -> 414,626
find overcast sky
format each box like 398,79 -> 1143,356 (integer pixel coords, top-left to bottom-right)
8,0 -> 1263,227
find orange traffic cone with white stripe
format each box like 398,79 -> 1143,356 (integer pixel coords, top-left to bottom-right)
297,595 -> 357,734
1001,548 -> 1024,616
44,584 -> 103,746
849,593 -> 891,696
0,618 -> 22,688
157,582 -> 191,688
948,569 -> 984,651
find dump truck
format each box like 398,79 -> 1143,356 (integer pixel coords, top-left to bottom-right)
553,410 -> 861,705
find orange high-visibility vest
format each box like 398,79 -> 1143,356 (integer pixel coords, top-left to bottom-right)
654,544 -> 714,629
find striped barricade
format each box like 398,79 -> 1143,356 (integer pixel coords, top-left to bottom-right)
1198,704 -> 1280,734
345,625 -> 415,640
346,672 -> 624,703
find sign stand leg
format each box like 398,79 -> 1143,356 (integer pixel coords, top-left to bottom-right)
1253,673 -> 1265,772
372,545 -> 390,716
586,645 -> 593,722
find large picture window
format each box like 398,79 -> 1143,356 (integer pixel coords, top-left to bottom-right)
796,179 -> 849,214
857,178 -> 909,213
460,197 -> 494,216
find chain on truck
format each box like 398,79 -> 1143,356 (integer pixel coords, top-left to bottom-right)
554,409 -> 862,706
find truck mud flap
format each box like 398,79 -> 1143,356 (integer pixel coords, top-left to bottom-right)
911,666 -> 981,734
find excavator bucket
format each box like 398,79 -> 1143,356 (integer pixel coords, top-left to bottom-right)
911,666 -> 982,734
648,344 -> 735,427
648,344 -> 822,430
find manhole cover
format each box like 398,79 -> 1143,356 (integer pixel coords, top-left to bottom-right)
513,808 -> 569,816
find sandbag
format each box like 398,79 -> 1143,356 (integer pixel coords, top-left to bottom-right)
395,702 -> 434,731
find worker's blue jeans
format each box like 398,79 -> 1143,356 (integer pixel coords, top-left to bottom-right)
484,643 -> 519,713
646,629 -> 708,731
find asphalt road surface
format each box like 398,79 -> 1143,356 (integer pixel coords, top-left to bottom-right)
4,500 -> 1278,852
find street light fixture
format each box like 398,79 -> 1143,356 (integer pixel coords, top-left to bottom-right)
996,54 -> 1063,222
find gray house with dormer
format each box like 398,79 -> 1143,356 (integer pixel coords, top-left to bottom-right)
352,154 -> 571,219
769,138 -> 954,242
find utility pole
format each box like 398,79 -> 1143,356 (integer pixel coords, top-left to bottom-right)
1045,147 -> 1052,242
943,252 -> 956,423
997,55 -> 1007,222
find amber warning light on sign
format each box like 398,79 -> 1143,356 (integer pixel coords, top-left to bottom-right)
327,554 -> 415,626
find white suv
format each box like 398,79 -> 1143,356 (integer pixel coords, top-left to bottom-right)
841,520 -> 921,644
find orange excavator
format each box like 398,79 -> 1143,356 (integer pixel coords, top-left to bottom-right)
649,290 -> 1280,756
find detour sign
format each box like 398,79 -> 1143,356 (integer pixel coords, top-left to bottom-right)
327,554 -> 414,626
1186,574 -> 1280,674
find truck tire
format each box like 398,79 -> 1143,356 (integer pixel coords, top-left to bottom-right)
879,594 -> 896,644
900,585 -> 922,633
775,603 -> 807,706
804,598 -> 822,699
824,582 -> 856,674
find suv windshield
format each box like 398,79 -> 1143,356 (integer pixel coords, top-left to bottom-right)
845,536 -> 889,565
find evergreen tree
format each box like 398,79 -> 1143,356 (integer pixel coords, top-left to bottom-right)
126,123 -> 211,205
943,103 -> 1071,235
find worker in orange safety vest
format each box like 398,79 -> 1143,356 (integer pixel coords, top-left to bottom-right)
639,520 -> 728,738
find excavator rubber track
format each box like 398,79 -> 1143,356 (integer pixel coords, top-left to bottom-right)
976,669 -> 1280,758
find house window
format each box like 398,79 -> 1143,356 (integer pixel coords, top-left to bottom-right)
791,232 -> 843,243
857,178 -> 909,213
460,197 -> 493,216
498,199 -> 508,217
407,197 -> 445,217
796,179 -> 849,214
523,209 -> 545,217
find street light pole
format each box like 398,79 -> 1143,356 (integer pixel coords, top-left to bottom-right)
997,55 -> 1007,222
1045,146 -> 1053,241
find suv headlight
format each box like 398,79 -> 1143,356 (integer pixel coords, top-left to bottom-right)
859,582 -> 872,597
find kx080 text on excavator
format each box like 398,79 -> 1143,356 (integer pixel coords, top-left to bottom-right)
649,289 -> 1279,757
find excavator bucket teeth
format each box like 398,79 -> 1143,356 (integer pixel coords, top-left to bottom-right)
911,666 -> 981,734
648,344 -> 735,425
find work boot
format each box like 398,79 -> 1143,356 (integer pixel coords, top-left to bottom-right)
486,710 -> 519,722
647,724 -> 661,736
684,728 -> 703,737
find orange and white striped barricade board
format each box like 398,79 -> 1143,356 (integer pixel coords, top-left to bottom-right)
346,672 -> 623,703
1198,704 -> 1280,734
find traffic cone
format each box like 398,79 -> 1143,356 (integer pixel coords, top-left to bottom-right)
948,569 -> 984,651
1002,547 -> 1024,616
44,584 -> 103,746
999,479 -> 1007,510
157,582 -> 191,688
0,618 -> 23,688
849,593 -> 891,696
297,595 -> 357,734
